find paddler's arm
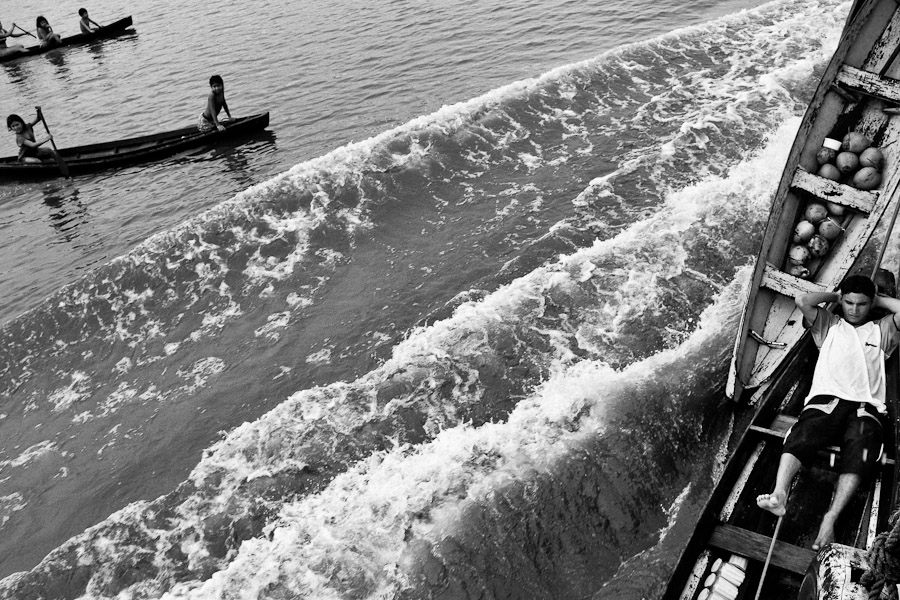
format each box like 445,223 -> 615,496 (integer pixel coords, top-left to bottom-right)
19,135 -> 52,149
796,291 -> 839,326
874,294 -> 900,330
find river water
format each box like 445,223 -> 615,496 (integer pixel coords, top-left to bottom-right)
0,0 -> 878,598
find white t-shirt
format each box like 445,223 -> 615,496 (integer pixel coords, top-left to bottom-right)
805,307 -> 900,413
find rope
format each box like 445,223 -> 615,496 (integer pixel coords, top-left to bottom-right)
863,506 -> 900,600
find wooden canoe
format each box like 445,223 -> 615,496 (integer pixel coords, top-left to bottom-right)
727,0 -> 900,400
662,268 -> 900,600
0,112 -> 270,179
0,16 -> 134,64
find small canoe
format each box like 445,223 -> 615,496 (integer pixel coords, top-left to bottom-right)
662,267 -> 900,600
727,0 -> 900,400
0,16 -> 134,64
0,112 -> 270,179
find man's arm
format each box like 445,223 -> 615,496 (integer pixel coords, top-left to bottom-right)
796,291 -> 840,325
875,294 -> 900,330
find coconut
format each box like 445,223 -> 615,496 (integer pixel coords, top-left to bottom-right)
804,202 -> 829,224
816,147 -> 837,166
808,234 -> 830,257
835,151 -> 860,174
819,218 -> 843,240
842,131 -> 872,154
859,147 -> 884,171
825,201 -> 846,217
789,244 -> 811,265
793,220 -> 816,243
818,163 -> 841,181
787,263 -> 811,279
852,166 -> 882,190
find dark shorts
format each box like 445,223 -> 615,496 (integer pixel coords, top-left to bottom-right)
782,396 -> 883,477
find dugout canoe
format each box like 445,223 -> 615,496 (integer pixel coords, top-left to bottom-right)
726,0 -> 900,401
0,16 -> 134,64
662,266 -> 900,600
0,112 -> 270,179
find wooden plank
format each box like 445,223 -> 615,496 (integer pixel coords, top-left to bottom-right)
760,264 -> 829,297
866,2 -> 900,77
836,65 -> 900,102
790,168 -> 878,214
709,524 -> 816,575
720,442 -> 766,521
677,551 -> 710,600
750,414 -> 797,438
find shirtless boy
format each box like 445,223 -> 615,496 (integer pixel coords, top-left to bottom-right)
198,74 -> 232,132
78,8 -> 101,34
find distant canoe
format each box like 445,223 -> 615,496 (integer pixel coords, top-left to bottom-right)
0,112 -> 270,179
0,16 -> 134,64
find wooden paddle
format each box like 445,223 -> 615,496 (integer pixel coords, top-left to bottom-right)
35,106 -> 69,178
754,514 -> 784,600
13,24 -> 36,38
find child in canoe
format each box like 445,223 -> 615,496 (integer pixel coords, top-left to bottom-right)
7,113 -> 55,162
0,22 -> 28,57
198,75 -> 232,132
78,8 -> 101,34
36,16 -> 62,47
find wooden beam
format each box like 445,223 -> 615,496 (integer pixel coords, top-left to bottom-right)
760,264 -> 829,297
791,168 -> 878,214
709,524 -> 816,575
750,414 -> 798,438
836,64 -> 900,102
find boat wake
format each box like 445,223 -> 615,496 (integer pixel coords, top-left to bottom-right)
0,1 -> 857,598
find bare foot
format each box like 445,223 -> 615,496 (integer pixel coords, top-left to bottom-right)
813,513 -> 837,551
756,492 -> 787,517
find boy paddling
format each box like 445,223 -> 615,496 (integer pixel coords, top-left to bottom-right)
78,8 -> 101,34
757,275 -> 900,550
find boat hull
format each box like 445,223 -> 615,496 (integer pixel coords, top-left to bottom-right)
0,16 -> 134,64
0,112 -> 270,179
728,0 -> 900,399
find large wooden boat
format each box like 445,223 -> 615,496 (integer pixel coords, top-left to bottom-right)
0,16 -> 134,64
661,270 -> 900,600
662,1 -> 900,598
0,112 -> 270,179
727,0 -> 900,401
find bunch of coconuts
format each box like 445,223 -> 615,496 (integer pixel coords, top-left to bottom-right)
816,131 -> 883,190
788,201 -> 843,278
786,132 -> 886,279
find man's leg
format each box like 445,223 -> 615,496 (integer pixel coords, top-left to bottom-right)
815,411 -> 884,550
757,452 -> 803,516
813,472 -> 861,550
